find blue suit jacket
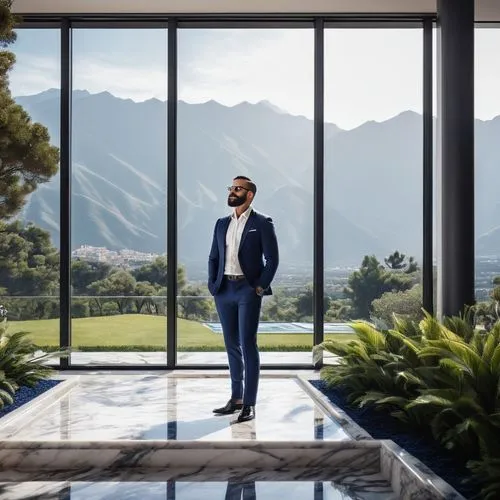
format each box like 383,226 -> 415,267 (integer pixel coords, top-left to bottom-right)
208,209 -> 279,296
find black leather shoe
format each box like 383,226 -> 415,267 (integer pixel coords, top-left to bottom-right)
213,399 -> 243,415
237,405 -> 255,422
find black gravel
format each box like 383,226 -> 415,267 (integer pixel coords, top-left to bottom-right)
0,380 -> 61,418
310,379 -> 478,499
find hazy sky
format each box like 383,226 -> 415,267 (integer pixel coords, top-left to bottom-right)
8,27 -> 500,130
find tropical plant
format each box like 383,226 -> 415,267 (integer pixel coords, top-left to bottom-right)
316,310 -> 500,499
467,458 -> 500,500
0,305 -> 66,409
401,322 -> 500,499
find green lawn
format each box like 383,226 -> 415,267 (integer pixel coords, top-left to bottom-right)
7,314 -> 354,350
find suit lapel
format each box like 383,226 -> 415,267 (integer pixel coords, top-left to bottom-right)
238,210 -> 256,253
220,216 -> 231,261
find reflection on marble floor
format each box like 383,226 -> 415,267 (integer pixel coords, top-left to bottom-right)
0,375 -> 349,442
0,477 -> 396,500
68,351 -> 338,366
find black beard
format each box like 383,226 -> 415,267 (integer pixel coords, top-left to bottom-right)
227,193 -> 247,207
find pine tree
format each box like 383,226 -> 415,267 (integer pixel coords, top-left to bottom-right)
0,1 -> 59,220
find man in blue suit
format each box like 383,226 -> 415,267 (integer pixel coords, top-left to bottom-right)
208,176 -> 279,422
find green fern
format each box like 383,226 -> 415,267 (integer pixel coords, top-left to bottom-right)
0,315 -> 67,409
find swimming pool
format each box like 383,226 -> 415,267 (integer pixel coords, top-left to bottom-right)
203,322 -> 354,334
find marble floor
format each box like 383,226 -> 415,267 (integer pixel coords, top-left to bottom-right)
0,373 -> 465,500
67,351 -> 338,366
0,375 -> 349,442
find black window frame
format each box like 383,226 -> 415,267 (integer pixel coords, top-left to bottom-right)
14,14 -> 435,370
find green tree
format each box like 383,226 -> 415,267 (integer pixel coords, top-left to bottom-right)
473,276 -> 500,330
371,285 -> 423,327
0,2 -> 60,322
0,220 -> 59,296
489,276 -> 500,322
345,255 -> 414,320
71,299 -> 90,318
133,256 -> 186,290
384,250 -> 419,273
0,1 -> 59,220
261,288 -> 297,321
71,259 -> 112,295
325,299 -> 351,321
293,285 -> 330,320
134,281 -> 158,314
88,269 -> 136,315
178,285 -> 214,320
153,286 -> 167,316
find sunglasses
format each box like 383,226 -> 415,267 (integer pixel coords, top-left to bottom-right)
227,186 -> 250,193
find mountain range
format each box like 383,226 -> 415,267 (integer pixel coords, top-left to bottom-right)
15,90 -> 500,273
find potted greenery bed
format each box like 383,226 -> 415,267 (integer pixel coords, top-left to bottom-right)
0,306 -> 65,419
313,311 -> 500,500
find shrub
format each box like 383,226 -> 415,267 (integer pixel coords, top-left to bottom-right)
71,300 -> 90,318
371,285 -> 423,328
0,305 -> 66,409
316,311 -> 500,499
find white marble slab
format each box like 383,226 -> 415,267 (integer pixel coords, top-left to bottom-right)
296,376 -> 372,441
0,466 -> 389,483
0,377 -> 78,435
0,440 -> 466,499
0,470 -> 396,500
0,440 -> 382,471
67,351 -> 339,366
0,375 -> 350,442
380,441 -> 465,500
0,373 -> 467,499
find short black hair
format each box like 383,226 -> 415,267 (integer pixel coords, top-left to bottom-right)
234,175 -> 257,195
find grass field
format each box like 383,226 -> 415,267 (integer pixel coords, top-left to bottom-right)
7,314 -> 354,350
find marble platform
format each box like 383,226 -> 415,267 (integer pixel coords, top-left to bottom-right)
0,373 -> 465,499
66,351 -> 338,366
0,470 -> 396,500
0,375 -> 350,442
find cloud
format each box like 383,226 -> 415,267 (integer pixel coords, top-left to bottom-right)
177,29 -> 425,129
9,28 -> 500,130
475,29 -> 500,121
9,55 -> 60,96
324,29 -> 424,129
178,29 -> 314,119
7,30 -> 424,129
72,57 -> 168,101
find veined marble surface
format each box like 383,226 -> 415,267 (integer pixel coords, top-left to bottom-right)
67,351 -> 338,366
0,440 -> 382,472
0,373 -> 466,499
0,375 -> 350,442
0,471 -> 396,500
380,441 -> 465,500
297,377 -> 372,441
0,377 -> 77,435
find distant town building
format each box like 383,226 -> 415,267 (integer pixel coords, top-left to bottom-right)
71,245 -> 161,268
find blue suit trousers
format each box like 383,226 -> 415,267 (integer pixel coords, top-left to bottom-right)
214,277 -> 262,406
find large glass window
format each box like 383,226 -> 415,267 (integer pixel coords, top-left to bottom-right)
2,23 -> 433,367
323,28 -> 424,338
2,29 -> 61,353
177,28 -> 314,365
474,26 -> 500,328
70,29 -> 168,365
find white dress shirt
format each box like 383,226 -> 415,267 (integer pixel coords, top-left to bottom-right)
224,206 -> 252,276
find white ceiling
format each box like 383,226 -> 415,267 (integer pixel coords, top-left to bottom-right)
10,0 -> 500,21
